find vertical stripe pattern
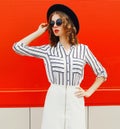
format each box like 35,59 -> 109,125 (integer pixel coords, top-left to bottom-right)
13,42 -> 107,86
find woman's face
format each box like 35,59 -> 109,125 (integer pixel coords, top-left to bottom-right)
50,14 -> 66,37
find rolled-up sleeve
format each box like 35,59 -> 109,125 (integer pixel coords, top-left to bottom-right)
12,42 -> 50,59
85,45 -> 107,79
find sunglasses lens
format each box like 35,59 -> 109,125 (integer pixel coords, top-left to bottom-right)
56,19 -> 62,26
50,21 -> 55,27
50,19 -> 62,27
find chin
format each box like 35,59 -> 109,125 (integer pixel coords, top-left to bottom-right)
54,33 -> 60,37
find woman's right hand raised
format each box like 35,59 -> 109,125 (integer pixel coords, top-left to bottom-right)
36,23 -> 49,35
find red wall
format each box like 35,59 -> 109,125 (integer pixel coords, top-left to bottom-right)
0,0 -> 120,107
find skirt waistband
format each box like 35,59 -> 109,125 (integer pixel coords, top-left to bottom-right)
51,83 -> 80,87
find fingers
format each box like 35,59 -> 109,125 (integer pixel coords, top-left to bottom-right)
74,87 -> 86,98
37,23 -> 49,33
41,23 -> 48,28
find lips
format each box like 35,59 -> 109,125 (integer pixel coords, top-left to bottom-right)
54,29 -> 59,33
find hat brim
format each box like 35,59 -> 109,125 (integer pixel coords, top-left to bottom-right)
47,4 -> 79,34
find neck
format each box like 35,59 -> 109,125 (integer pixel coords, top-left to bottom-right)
59,36 -> 71,50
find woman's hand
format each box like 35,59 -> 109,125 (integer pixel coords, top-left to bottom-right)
74,77 -> 106,98
74,87 -> 91,98
36,23 -> 49,35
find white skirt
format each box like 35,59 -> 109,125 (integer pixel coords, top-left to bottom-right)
41,84 -> 86,129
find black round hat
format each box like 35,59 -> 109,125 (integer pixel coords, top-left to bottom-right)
47,4 -> 80,34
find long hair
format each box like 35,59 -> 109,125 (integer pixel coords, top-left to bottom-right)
48,11 -> 78,47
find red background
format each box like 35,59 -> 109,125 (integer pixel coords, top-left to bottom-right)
0,0 -> 120,107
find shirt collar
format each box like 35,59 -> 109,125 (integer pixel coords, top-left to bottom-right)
57,41 -> 76,49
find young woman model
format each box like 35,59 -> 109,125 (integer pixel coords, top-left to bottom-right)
13,4 -> 107,129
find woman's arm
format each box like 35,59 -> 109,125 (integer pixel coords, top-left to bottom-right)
75,76 -> 106,98
75,45 -> 107,98
12,23 -> 50,58
17,23 -> 48,45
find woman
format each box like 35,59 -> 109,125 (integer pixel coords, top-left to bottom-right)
13,4 -> 107,129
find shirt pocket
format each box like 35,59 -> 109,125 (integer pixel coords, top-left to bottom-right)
72,58 -> 86,75
49,56 -> 64,72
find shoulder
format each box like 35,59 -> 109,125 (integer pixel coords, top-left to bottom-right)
78,43 -> 88,47
76,43 -> 89,50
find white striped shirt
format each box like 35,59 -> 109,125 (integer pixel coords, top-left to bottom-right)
13,42 -> 107,86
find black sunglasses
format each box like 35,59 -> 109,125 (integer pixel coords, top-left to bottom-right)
50,18 -> 62,27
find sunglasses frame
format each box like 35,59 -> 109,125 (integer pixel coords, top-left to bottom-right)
50,18 -> 62,27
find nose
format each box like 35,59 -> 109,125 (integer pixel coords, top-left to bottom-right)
53,23 -> 57,27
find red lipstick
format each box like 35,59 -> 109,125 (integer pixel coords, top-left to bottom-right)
54,29 -> 59,33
